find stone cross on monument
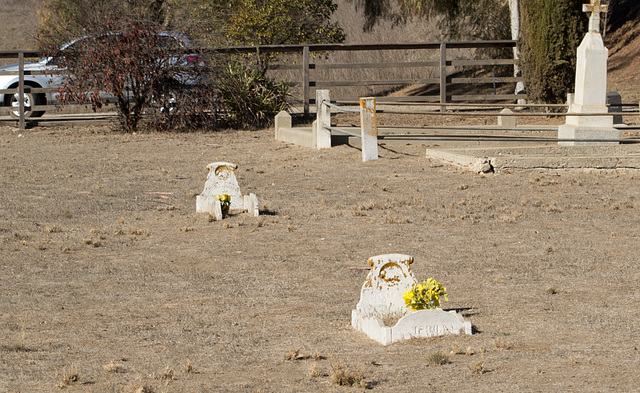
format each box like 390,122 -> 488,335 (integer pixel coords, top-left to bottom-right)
583,0 -> 608,33
557,0 -> 619,145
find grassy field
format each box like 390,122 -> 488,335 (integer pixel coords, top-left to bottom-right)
2,126 -> 640,392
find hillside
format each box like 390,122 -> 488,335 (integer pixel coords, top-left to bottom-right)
605,1 -> 640,103
0,0 -> 41,51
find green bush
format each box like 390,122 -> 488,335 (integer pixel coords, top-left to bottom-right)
218,64 -> 290,129
519,0 -> 587,104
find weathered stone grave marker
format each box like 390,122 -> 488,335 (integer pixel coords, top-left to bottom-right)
351,254 -> 471,345
196,162 -> 260,219
558,0 -> 620,145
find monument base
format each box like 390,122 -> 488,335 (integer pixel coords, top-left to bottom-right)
558,124 -> 620,146
351,308 -> 472,346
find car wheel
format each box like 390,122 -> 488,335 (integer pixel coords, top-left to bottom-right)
8,91 -> 46,118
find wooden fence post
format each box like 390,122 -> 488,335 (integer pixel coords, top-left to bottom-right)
439,42 -> 447,112
360,97 -> 378,162
315,89 -> 331,149
18,51 -> 25,130
303,46 -> 310,118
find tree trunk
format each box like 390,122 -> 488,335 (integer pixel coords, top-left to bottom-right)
509,0 -> 525,101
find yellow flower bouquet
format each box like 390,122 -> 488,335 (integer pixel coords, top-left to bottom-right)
216,194 -> 231,216
403,278 -> 448,311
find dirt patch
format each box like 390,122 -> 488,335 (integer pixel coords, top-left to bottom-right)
2,125 -> 640,391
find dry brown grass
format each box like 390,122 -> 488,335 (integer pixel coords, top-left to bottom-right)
329,362 -> 368,388
2,128 -> 640,392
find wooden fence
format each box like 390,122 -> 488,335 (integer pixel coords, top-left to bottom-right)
207,40 -> 525,115
1,40 -> 524,128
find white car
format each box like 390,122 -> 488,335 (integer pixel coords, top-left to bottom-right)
0,31 -> 204,118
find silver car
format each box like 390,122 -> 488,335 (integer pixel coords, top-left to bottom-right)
0,31 -> 204,118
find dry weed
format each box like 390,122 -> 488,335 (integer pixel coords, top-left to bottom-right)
384,213 -> 411,224
183,361 -> 195,374
13,232 -> 29,241
426,351 -> 450,366
45,224 -> 63,233
284,349 -> 301,361
129,227 -> 149,237
82,237 -> 101,247
2,327 -> 28,352
133,385 -> 155,393
381,313 -> 402,327
469,361 -> 488,375
103,361 -> 126,374
306,363 -> 325,378
494,338 -> 513,350
450,344 -> 465,355
57,365 -> 79,389
355,201 -> 376,211
311,351 -> 326,361
155,367 -> 176,381
329,363 -> 368,388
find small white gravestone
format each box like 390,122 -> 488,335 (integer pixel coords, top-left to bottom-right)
351,254 -> 472,345
196,162 -> 260,218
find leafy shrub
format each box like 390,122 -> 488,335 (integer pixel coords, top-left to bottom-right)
218,63 -> 290,129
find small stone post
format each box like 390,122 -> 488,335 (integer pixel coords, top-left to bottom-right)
274,111 -> 291,140
498,108 -> 516,129
315,90 -> 332,149
359,97 -> 378,162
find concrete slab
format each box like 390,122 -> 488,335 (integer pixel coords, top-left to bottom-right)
277,127 -> 315,148
426,144 -> 640,172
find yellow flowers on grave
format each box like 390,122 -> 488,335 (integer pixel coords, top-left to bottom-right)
403,278 -> 448,311
216,194 -> 231,216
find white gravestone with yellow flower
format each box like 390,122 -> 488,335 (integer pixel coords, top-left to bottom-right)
351,254 -> 472,345
196,162 -> 260,218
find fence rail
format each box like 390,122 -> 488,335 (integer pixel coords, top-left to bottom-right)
244,40 -> 525,115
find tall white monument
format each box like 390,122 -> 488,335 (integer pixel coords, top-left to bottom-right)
558,0 -> 619,145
